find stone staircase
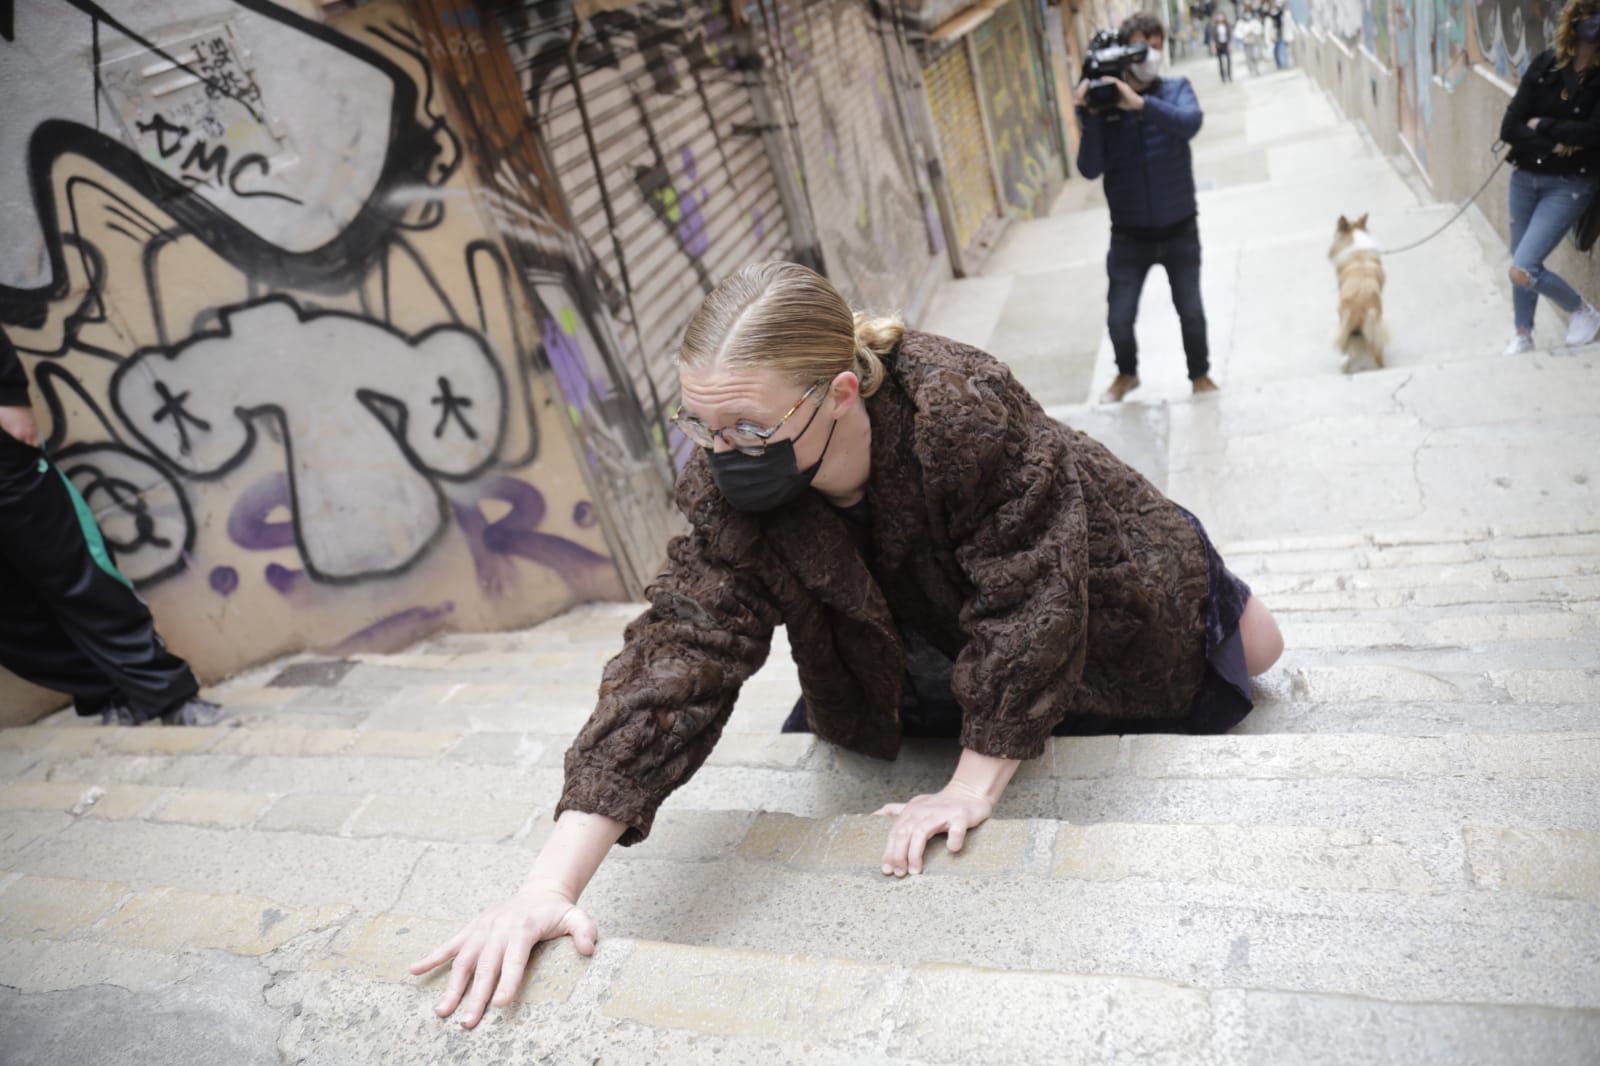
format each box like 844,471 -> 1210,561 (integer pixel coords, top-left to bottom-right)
2,349 -> 1599,1063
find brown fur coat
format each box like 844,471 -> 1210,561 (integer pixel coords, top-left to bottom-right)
558,330 -> 1209,845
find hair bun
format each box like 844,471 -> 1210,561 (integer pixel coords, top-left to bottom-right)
850,311 -> 905,398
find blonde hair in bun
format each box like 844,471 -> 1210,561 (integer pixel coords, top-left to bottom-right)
680,261 -> 904,398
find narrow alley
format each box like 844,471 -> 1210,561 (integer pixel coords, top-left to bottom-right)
2,21 -> 1599,1066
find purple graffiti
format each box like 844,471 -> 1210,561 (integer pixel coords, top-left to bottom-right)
332,603 -> 456,656
572,500 -> 598,529
453,476 -> 612,597
208,565 -> 239,596
676,148 -> 709,258
751,206 -> 765,241
264,562 -> 303,595
228,472 -> 296,550
542,315 -> 591,414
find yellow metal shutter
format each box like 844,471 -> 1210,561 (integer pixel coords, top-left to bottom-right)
970,0 -> 1061,219
924,41 -> 1000,257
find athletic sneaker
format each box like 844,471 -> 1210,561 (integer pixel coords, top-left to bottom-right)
1566,303 -> 1600,346
100,703 -> 138,726
1502,333 -> 1535,356
160,698 -> 226,727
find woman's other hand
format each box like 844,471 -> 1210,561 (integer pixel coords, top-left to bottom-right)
0,406 -> 39,447
873,780 -> 994,877
409,883 -> 599,1029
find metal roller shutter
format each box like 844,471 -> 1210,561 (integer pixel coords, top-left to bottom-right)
971,0 -> 1061,219
923,41 -> 1000,259
765,0 -> 932,311
497,3 -> 794,433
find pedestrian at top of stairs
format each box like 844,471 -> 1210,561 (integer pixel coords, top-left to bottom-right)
1499,0 -> 1600,357
1073,12 -> 1220,403
410,261 -> 1286,1030
0,330 -> 222,728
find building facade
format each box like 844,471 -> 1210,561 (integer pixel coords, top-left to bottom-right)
0,0 -> 1070,722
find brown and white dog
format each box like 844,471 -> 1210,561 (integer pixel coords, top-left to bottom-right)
1328,214 -> 1388,372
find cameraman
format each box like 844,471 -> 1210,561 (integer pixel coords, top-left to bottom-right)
1074,13 -> 1218,403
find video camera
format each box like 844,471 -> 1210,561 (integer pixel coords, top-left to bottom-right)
1081,29 -> 1149,113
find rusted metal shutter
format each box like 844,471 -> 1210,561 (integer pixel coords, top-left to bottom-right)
922,40 -> 1000,260
970,0 -> 1061,219
763,0 -> 933,312
496,3 -> 795,439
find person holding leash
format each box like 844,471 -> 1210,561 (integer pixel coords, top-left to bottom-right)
1499,0 -> 1600,355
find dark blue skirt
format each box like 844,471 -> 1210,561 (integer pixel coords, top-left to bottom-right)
780,507 -> 1255,738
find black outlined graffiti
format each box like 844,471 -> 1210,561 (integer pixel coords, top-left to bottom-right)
2,0 -> 444,328
110,295 -> 508,585
30,359 -> 196,585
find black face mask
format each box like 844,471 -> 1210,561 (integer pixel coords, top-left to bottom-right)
708,406 -> 837,513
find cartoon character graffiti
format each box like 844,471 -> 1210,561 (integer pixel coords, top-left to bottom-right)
1,0 -> 623,608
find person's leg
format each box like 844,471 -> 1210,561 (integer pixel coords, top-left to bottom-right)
0,433 -> 199,722
1163,224 -> 1213,380
1505,168 -> 1539,335
1107,233 -> 1156,379
1238,595 -> 1283,676
0,548 -> 122,716
1509,175 -> 1594,316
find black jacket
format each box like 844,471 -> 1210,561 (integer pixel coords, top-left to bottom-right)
1501,49 -> 1600,176
0,333 -> 28,409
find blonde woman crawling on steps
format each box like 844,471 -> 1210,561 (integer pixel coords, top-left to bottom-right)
410,261 -> 1285,1027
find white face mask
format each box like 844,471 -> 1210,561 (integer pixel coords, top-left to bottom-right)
1131,50 -> 1163,83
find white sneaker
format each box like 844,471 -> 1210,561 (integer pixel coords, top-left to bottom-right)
1565,303 -> 1600,346
1503,333 -> 1535,356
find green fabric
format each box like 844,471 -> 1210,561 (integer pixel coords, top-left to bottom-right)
55,467 -> 134,591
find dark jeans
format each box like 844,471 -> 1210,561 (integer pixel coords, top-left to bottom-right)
1216,44 -> 1232,81
0,430 -> 198,721
1107,220 -> 1211,380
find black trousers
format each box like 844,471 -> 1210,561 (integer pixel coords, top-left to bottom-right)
1107,220 -> 1212,380
0,430 -> 197,721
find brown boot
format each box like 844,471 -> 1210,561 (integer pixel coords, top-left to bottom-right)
1100,374 -> 1141,403
1191,375 -> 1219,394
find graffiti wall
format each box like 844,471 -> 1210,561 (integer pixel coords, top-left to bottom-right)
0,0 -> 633,721
768,0 -> 939,311
971,0 -> 1061,220
1472,0 -> 1558,80
1311,0 -> 1558,176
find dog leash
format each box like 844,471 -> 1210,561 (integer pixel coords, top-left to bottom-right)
1375,144 -> 1509,256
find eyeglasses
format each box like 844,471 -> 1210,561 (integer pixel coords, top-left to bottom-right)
671,377 -> 830,456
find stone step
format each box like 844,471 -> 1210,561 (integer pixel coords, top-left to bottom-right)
1217,517 -> 1600,561
5,900 -> 1591,1066
9,734 -> 1599,853
391,833 -> 1599,1010
5,800 -> 1598,1012
1237,699 -> 1600,735
1244,555 -> 1600,598
1262,574 -> 1600,613
1225,533 -> 1600,577
1277,609 -> 1597,651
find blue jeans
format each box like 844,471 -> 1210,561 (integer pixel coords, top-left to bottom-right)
1107,219 -> 1211,379
1508,167 -> 1596,332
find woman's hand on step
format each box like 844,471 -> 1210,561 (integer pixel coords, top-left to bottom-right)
873,781 -> 995,878
409,882 -> 599,1029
